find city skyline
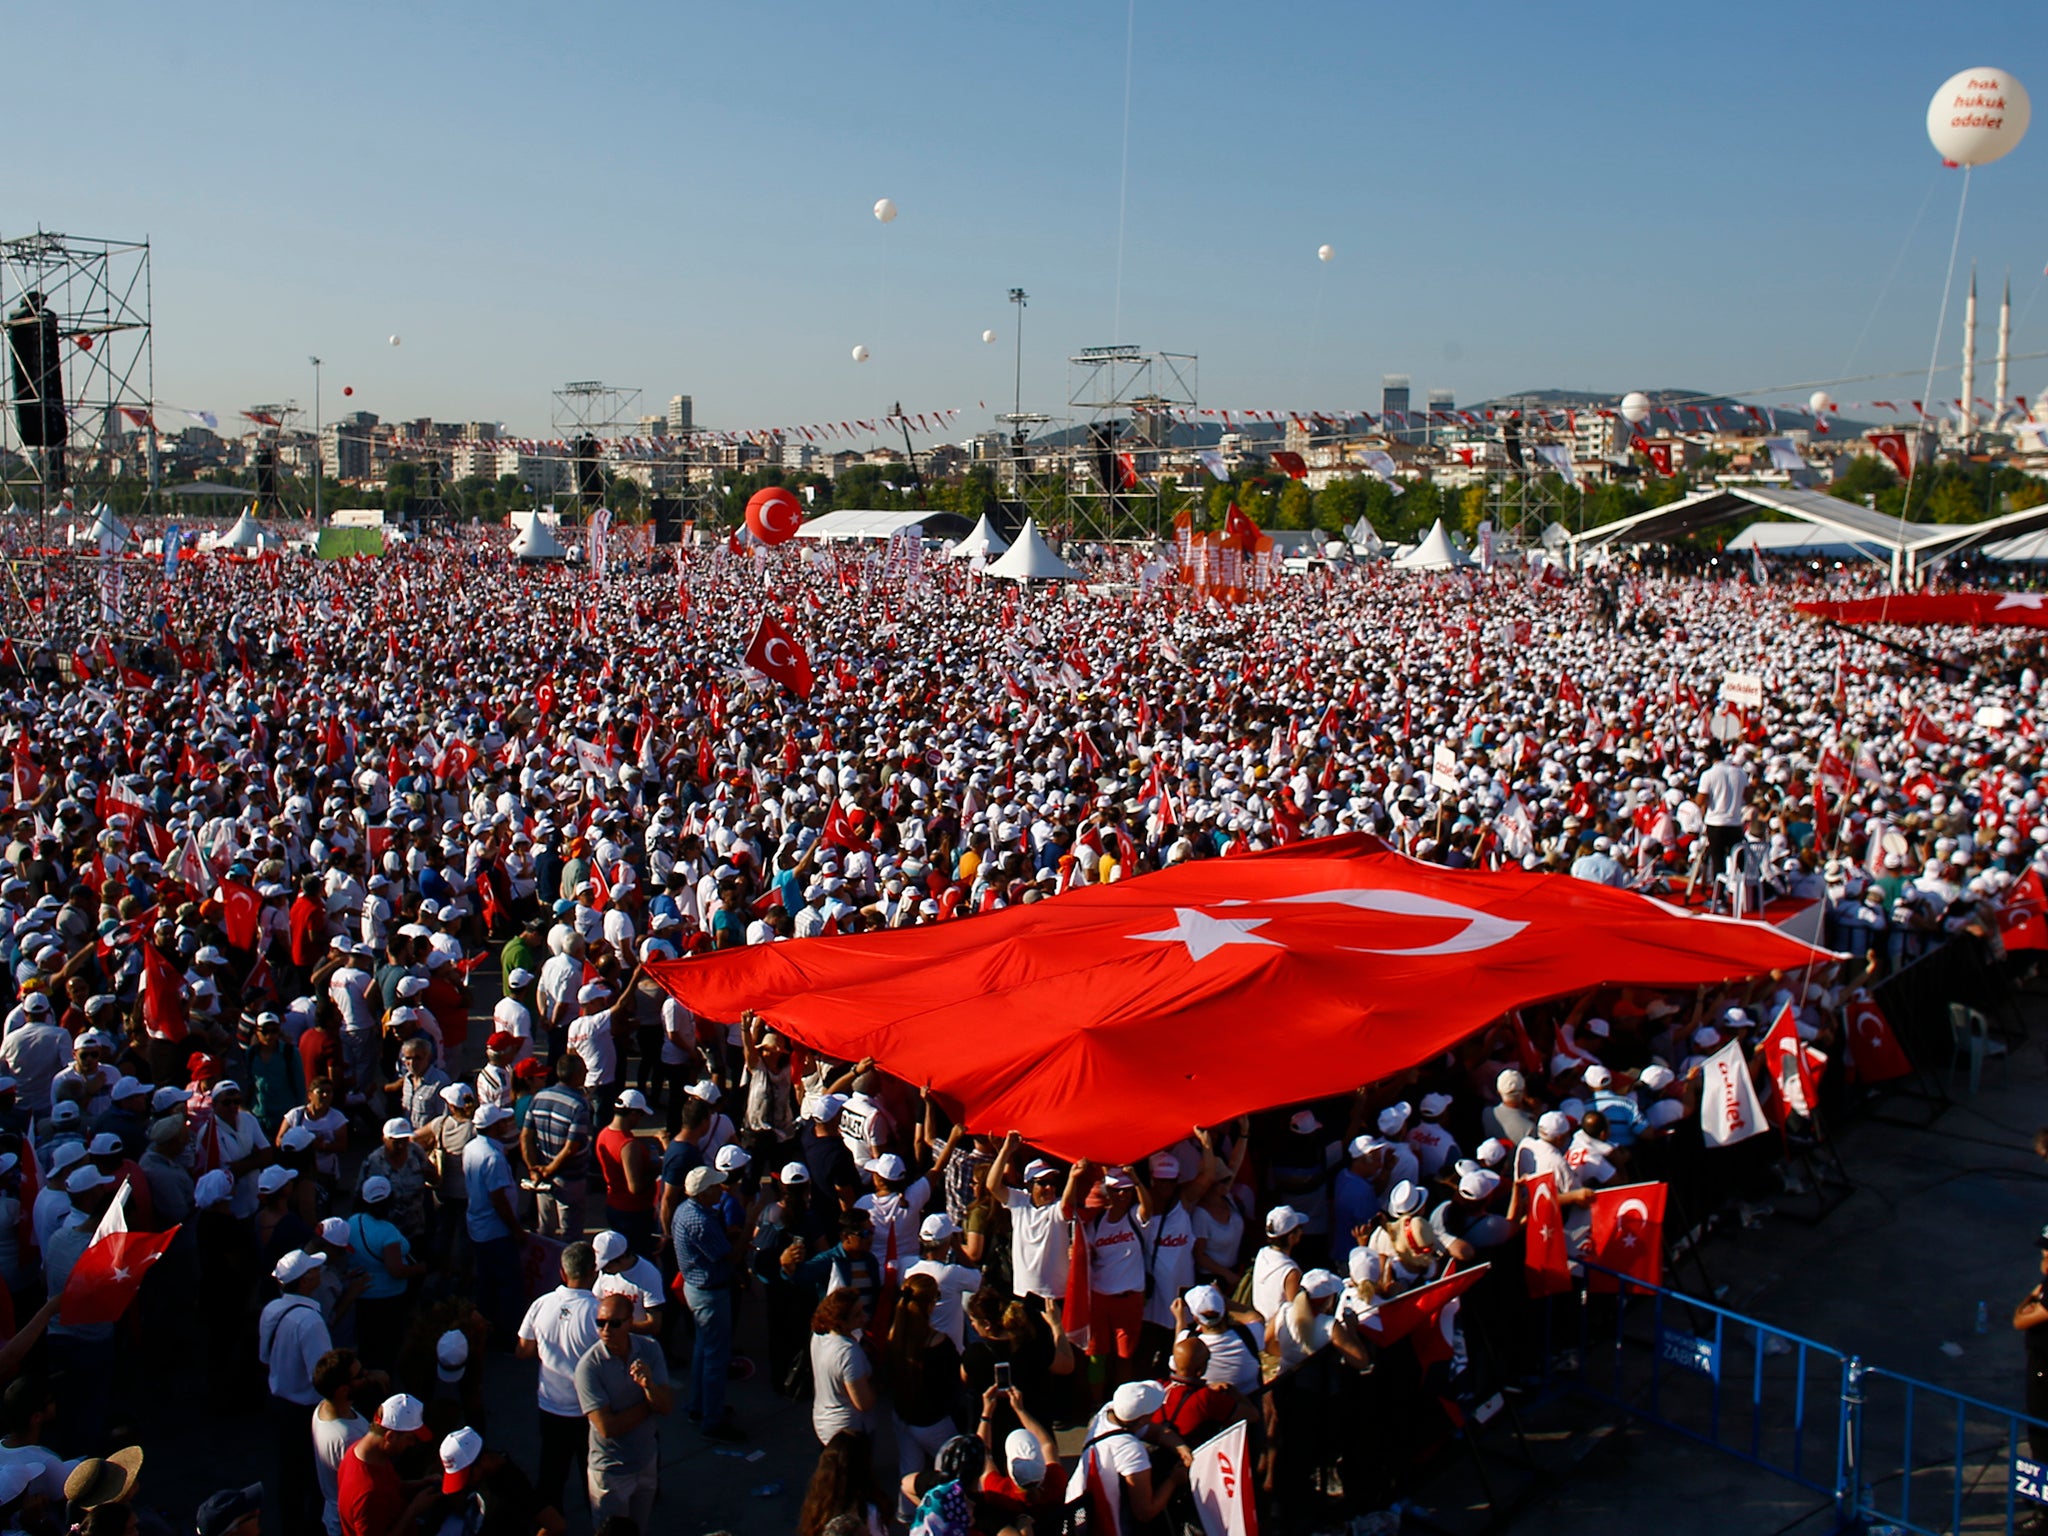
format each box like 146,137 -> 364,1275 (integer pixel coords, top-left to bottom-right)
10,1 -> 2046,437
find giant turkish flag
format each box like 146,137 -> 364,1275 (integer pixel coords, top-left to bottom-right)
646,835 -> 1826,1161
1793,593 -> 2048,630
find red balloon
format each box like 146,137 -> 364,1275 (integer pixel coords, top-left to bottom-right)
745,487 -> 803,546
342,386 -> 353,397
74,335 -> 91,351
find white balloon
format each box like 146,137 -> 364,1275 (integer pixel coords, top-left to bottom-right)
873,198 -> 897,223
1317,244 -> 1334,262
1927,67 -> 2030,166
851,345 -> 870,363
1619,391 -> 1651,425
982,329 -> 997,344
1809,390 -> 1834,417
388,335 -> 402,347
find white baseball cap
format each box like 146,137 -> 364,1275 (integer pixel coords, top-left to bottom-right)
273,1249 -> 328,1285
592,1230 -> 631,1265
920,1213 -> 959,1245
376,1393 -> 425,1433
613,1089 -> 650,1115
1265,1204 -> 1309,1237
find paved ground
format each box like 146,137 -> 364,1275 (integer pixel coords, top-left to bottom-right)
114,973 -> 2048,1536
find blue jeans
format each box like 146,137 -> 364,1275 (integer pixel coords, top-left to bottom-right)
684,1282 -> 732,1423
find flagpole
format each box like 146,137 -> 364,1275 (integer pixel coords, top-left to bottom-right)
308,356 -> 323,529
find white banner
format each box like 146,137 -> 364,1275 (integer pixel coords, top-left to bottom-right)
1701,1039 -> 1765,1147
1189,1419 -> 1255,1536
1720,671 -> 1763,709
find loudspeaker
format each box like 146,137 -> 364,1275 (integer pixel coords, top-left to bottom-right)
6,293 -> 64,450
574,437 -> 603,506
1502,420 -> 1524,471
650,496 -> 682,545
254,441 -> 278,507
1089,422 -> 1124,523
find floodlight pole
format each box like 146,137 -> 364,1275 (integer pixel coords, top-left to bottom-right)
308,355 -> 323,527
1009,288 -> 1028,423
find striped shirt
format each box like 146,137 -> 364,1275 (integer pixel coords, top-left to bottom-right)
525,1085 -> 592,1179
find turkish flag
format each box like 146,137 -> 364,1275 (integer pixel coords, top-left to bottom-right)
743,614 -> 815,699
1642,442 -> 1673,476
1903,709 -> 1949,749
140,944 -> 188,1044
219,879 -> 262,952
1354,1263 -> 1488,1366
1843,992 -> 1914,1083
821,800 -> 871,854
1796,592 -> 2048,631
1999,869 -> 2048,952
1867,430 -> 1913,480
645,834 -> 1825,1162
1586,1182 -> 1667,1293
1523,1174 -> 1572,1297
1223,503 -> 1262,551
60,1182 -> 178,1327
1060,1220 -> 1092,1351
1270,450 -> 1308,481
1760,1002 -> 1822,1123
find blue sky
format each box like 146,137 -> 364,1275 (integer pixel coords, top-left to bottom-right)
11,1 -> 2045,437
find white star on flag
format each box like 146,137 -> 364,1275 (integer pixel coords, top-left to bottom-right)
111,1267 -> 130,1283
1131,907 -> 1283,963
1995,593 -> 2048,610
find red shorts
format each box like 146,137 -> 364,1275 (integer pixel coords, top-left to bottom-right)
1088,1289 -> 1145,1360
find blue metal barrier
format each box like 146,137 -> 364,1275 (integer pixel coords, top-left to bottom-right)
1552,1267 -> 2048,1534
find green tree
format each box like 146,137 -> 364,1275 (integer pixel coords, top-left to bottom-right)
1275,479 -> 1312,530
1457,483 -> 1488,536
1314,477 -> 1369,536
1925,475 -> 1986,524
1828,453 -> 1900,508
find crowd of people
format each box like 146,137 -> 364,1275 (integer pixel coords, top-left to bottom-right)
0,526 -> 2028,1536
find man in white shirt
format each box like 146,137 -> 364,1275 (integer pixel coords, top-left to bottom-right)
902,1215 -> 981,1349
260,1249 -> 333,1536
1699,747 -> 1750,872
986,1133 -> 1081,1303
517,1240 -> 601,1514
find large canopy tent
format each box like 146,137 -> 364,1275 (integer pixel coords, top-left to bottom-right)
509,512 -> 568,562
646,834 -> 1825,1162
202,509 -> 280,552
792,507 -> 972,543
1723,522 -> 1890,562
1569,484 -> 2048,585
985,518 -> 1085,582
947,512 -> 1009,560
1392,518 -> 1472,571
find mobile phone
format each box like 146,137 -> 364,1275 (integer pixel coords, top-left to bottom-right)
993,1361 -> 1013,1393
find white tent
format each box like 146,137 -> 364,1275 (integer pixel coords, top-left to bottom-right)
203,508 -> 277,552
1393,517 -> 1473,571
985,518 -> 1085,582
948,512 -> 1009,560
510,511 -> 569,562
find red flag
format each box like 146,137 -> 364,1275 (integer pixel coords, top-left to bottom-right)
1867,430 -> 1913,480
140,944 -> 188,1043
1060,1217 -> 1091,1351
1843,992 -> 1914,1083
644,835 -> 1824,1162
742,614 -> 815,699
1903,709 -> 1949,749
1998,868 -> 2048,952
1270,450 -> 1308,481
821,800 -> 872,854
1794,593 -> 2048,631
1523,1173 -> 1572,1297
1222,503 -> 1261,551
1354,1263 -> 1488,1366
1585,1182 -> 1667,1293
1760,1002 -> 1821,1123
219,879 -> 262,951
59,1182 -> 177,1327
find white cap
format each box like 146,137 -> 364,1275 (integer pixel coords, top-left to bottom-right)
439,1426 -> 483,1489
592,1230 -> 630,1265
1110,1380 -> 1166,1423
1386,1180 -> 1426,1217
1477,1137 -> 1511,1167
360,1175 -> 393,1204
474,1104 -> 512,1132
1349,1247 -> 1385,1287
1265,1204 -> 1309,1237
613,1089 -> 650,1115
194,1169 -> 233,1209
803,1092 -> 847,1122
920,1212 -> 960,1245
382,1116 -> 414,1140
1639,1064 -> 1676,1091
435,1329 -> 469,1381
1583,1065 -> 1613,1090
376,1393 -> 425,1433
1377,1102 -> 1411,1136
65,1166 -> 111,1196
1419,1092 -> 1454,1117
1149,1154 -> 1181,1181
1459,1168 -> 1502,1201
577,982 -> 611,1005
506,967 -> 535,988
867,1152 -> 908,1183
273,1248 -> 328,1285
257,1166 -> 296,1195
685,1079 -> 721,1103
714,1144 -> 751,1173
1496,1069 -> 1526,1097
1005,1427 -> 1047,1487
1538,1110 -> 1573,1140
1301,1268 -> 1343,1300
1183,1283 -> 1227,1321
778,1161 -> 810,1185
319,1217 -> 351,1246
1288,1109 -> 1321,1135
1644,1099 -> 1687,1130
440,1083 -> 476,1109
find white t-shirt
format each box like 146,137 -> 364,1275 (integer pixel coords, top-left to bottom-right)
311,1408 -> 369,1536
567,1011 -> 617,1086
0,1444 -> 77,1502
837,1093 -> 892,1167
1251,1246 -> 1301,1329
1139,1204 -> 1195,1329
1064,1405 -> 1154,1504
854,1178 -> 930,1273
1005,1187 -> 1072,1300
1087,1209 -> 1148,1296
1193,1320 -> 1264,1393
491,996 -> 535,1061
596,1257 -> 666,1323
1277,1305 -> 1334,1372
518,1285 -> 601,1416
902,1259 -> 982,1350
1700,761 -> 1749,828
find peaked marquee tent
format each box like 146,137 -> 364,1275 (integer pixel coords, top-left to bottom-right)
1393,518 -> 1473,571
203,509 -> 278,552
510,512 -> 568,562
948,512 -> 1009,560
985,518 -> 1084,582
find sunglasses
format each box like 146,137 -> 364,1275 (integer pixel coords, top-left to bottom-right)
597,1315 -> 630,1329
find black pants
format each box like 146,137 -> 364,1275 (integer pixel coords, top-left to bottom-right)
535,1409 -> 589,1517
270,1393 -> 320,1536
2029,1366 -> 2048,1461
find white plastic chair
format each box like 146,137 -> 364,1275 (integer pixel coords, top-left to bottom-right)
1947,1002 -> 2008,1094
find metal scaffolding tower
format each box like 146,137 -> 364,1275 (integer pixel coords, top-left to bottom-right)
1063,346 -> 1196,541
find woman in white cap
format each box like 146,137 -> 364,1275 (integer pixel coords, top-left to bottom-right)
1250,1205 -> 1308,1331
